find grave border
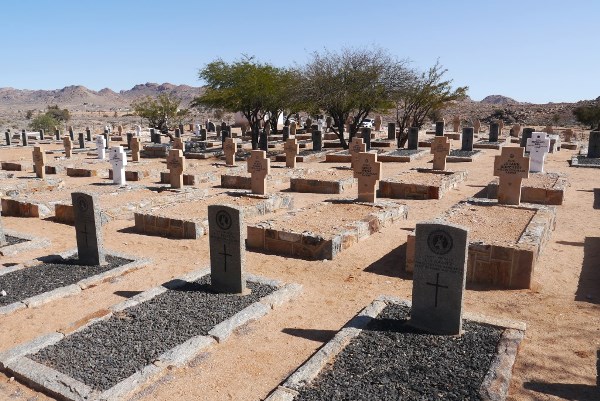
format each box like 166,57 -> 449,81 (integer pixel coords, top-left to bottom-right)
473,138 -> 508,150
486,172 -> 568,205
0,268 -> 302,401
377,148 -> 429,163
447,149 -> 484,162
378,168 -> 467,200
570,155 -> 600,169
265,296 -> 525,401
0,248 -> 150,317
0,229 -> 50,257
289,174 -> 355,194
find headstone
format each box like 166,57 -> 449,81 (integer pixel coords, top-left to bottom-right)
150,128 -> 159,144
247,150 -> 270,195
374,115 -> 383,131
326,116 -> 333,131
72,192 -> 105,266
289,121 -> 297,136
498,121 -> 505,134
587,131 -> 600,158
305,117 -> 312,129
166,149 -> 185,189
200,128 -> 207,141
349,137 -> 366,168
353,152 -> 382,203
407,127 -> 419,150
179,124 -> 185,136
32,146 -> 46,179
130,136 -> 141,161
361,128 -> 371,151
96,135 -> 106,159
312,130 -> 322,151
174,128 -> 181,138
473,120 -> 481,134
563,129 -> 575,142
511,124 -> 522,137
259,131 -> 268,151
493,147 -> 530,205
5,131 -> 11,146
452,116 -> 460,132
221,122 -> 228,136
86,128 -> 92,142
69,127 -> 74,141
520,128 -> 534,148
55,129 -> 60,141
410,222 -> 468,335
126,133 -> 133,148
282,126 -> 290,141
208,205 -> 246,294
431,136 -> 451,170
63,136 -> 73,158
317,119 -> 324,132
135,125 -> 141,136
78,133 -> 85,149
194,124 -> 201,136
461,127 -> 474,151
103,132 -> 109,149
387,122 -> 396,140
0,215 -> 6,246
39,129 -> 44,140
189,123 -> 194,131
526,132 -> 551,172
489,123 -> 500,142
109,146 -> 127,185
435,121 -> 445,136
21,130 -> 28,146
173,137 -> 184,150
544,125 -> 553,134
117,125 -> 123,135
223,137 -> 237,166
208,121 -> 216,133
284,138 -> 299,168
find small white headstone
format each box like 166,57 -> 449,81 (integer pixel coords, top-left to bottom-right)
96,136 -> 106,159
135,125 -> 141,136
109,146 -> 127,185
526,132 -> 551,173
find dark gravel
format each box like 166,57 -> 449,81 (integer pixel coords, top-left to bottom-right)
0,235 -> 28,247
31,276 -> 276,391
476,140 -> 502,145
387,149 -> 422,155
0,255 -> 130,306
450,150 -> 481,157
575,155 -> 600,165
295,303 -> 503,401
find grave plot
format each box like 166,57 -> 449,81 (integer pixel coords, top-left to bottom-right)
406,198 -> 556,289
0,219 -> 50,257
378,168 -> 467,200
133,190 -> 293,239
0,171 -> 63,197
570,131 -> 600,168
447,149 -> 483,162
289,168 -> 355,194
274,149 -> 332,163
221,164 -> 302,191
247,200 -> 408,260
0,270 -> 301,401
473,138 -> 507,150
324,149 -> 385,163
377,148 -> 429,162
486,172 -> 568,205
266,296 -> 524,401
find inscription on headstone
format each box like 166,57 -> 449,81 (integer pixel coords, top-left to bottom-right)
526,132 -> 551,172
493,147 -> 530,205
353,152 -> 382,202
96,135 -> 106,159
431,136 -> 451,170
349,137 -> 366,168
247,150 -> 270,195
109,146 -> 127,185
72,192 -> 105,266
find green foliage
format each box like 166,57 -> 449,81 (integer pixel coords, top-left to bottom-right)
573,105 -> 600,129
131,93 -> 189,134
29,113 -> 59,133
46,105 -> 71,122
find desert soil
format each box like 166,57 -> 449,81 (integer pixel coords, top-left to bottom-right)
0,129 -> 598,401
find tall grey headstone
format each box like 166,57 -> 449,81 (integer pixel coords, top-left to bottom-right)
282,126 -> 289,141
520,128 -> 534,148
22,130 -> 28,146
489,123 -> 499,142
78,133 -> 85,149
312,130 -> 322,151
55,129 -> 60,140
259,131 -> 268,151
86,128 -> 92,142
69,128 -> 74,141
208,205 -> 246,293
407,127 -> 419,150
39,129 -> 44,140
126,132 -> 133,148
410,221 -> 468,335
174,128 -> 181,138
387,122 -> 396,140
5,131 -> 10,146
588,131 -> 600,158
200,128 -> 207,141
361,128 -> 371,151
435,121 -> 445,136
179,124 -> 185,136
103,132 -> 109,149
461,127 -> 474,151
71,192 -> 105,266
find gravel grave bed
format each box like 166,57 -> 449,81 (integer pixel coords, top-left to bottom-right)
1,235 -> 29,247
384,149 -> 423,155
444,204 -> 535,245
298,169 -> 354,181
30,276 -> 276,391
384,170 -> 448,186
295,303 -> 502,401
450,149 -> 480,157
574,155 -> 600,165
523,173 -> 559,188
0,255 -> 130,306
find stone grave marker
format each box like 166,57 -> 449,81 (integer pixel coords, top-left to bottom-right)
130,137 -> 141,162
0,215 -> 6,246
511,124 -> 522,137
388,122 -> 396,140
223,137 -> 237,166
452,116 -> 460,132
284,138 -> 299,168
361,128 -> 371,151
68,127 -> 74,140
86,128 -> 91,141
312,130 -> 322,151
588,131 -> 600,158
326,116 -> 333,131
520,128 -> 534,148
282,126 -> 290,141
39,129 -> 45,140
21,130 -> 28,146
179,124 -> 185,136
489,123 -> 500,142
173,137 -> 184,150
78,133 -> 85,149
305,117 -> 312,129
166,149 -> 185,189
435,121 -> 445,136
410,221 -> 469,335
63,136 -> 73,158
563,129 -> 575,142
55,129 -> 60,141
353,152 -> 382,202
72,192 -> 105,266
290,121 -> 297,136
493,147 -> 530,205
174,128 -> 181,138
374,115 -> 382,131
259,131 -> 268,151
498,121 -> 505,134
247,150 -> 270,195
526,132 -> 551,172
431,136 -> 451,170
349,136 -> 366,168
103,132 -> 109,149
135,125 -> 141,136
126,133 -> 133,148
208,121 -> 216,133
408,127 -> 419,150
32,146 -> 46,179
5,131 -> 11,146
473,119 -> 481,134
208,204 -> 246,294
109,146 -> 127,185
200,128 -> 207,141
96,135 -> 106,159
117,125 -> 123,135
461,127 -> 474,151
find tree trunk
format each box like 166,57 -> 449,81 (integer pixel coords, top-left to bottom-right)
334,116 -> 348,149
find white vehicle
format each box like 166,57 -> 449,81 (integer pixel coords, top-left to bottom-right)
360,118 -> 374,128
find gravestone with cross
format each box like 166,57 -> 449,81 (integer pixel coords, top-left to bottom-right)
563,129 -> 575,143
130,137 -> 141,162
461,127 -> 474,151
63,136 -> 73,158
374,115 -> 382,131
489,123 -> 500,142
410,221 -> 469,335
109,146 -> 127,185
284,138 -> 299,168
349,137 -> 366,168
430,136 -> 451,170
353,152 -> 382,203
452,116 -> 460,132
526,132 -> 551,172
72,192 -> 105,266
494,147 -> 530,205
167,149 -> 185,189
511,124 -> 522,137
96,135 -> 106,159
588,131 -> 600,158
208,204 -> 246,293
407,127 -> 419,150
173,137 -> 184,150
473,119 -> 481,134
247,150 -> 270,195
223,137 -> 237,166
32,146 -> 46,179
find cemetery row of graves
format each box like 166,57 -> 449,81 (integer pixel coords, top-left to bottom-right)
0,118 -> 598,400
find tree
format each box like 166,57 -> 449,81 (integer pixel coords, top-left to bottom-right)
29,113 -> 59,133
46,105 -> 71,122
394,61 -> 467,147
132,93 -> 189,138
191,56 -> 288,149
299,47 -> 411,148
573,104 -> 600,129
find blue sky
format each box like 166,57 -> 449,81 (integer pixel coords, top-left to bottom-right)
1,0 -> 598,103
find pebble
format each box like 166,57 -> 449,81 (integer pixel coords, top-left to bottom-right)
0,290 -> 6,297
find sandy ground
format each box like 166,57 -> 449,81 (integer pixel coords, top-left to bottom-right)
0,132 -> 598,401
